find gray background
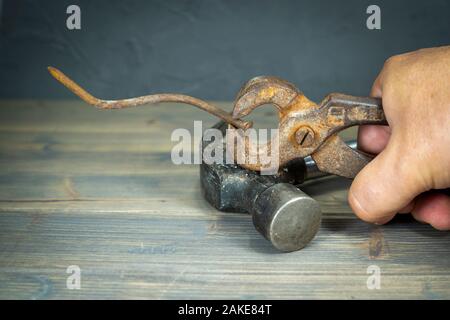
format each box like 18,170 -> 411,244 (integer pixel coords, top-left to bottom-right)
0,0 -> 449,101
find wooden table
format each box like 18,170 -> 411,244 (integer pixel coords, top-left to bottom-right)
0,100 -> 449,299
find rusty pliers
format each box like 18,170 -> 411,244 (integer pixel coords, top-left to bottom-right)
228,76 -> 387,178
48,67 -> 386,178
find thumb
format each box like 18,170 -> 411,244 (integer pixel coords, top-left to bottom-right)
348,139 -> 425,224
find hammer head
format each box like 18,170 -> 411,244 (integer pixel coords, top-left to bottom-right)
200,121 -> 322,252
252,183 -> 321,252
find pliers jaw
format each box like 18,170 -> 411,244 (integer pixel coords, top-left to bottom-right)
228,77 -> 387,178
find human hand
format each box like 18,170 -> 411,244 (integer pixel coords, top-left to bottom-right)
348,46 -> 450,230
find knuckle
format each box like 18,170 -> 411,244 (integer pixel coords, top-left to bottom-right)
383,55 -> 400,68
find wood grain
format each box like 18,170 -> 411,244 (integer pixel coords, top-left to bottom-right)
0,100 -> 449,299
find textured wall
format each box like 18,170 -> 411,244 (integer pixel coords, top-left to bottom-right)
0,0 -> 449,101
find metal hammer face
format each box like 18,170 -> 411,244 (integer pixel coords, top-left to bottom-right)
252,183 -> 321,252
200,121 -> 322,252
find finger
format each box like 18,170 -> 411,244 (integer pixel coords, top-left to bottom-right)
412,192 -> 450,230
358,125 -> 391,154
348,141 -> 423,224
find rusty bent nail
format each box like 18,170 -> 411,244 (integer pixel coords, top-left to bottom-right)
47,67 -> 252,130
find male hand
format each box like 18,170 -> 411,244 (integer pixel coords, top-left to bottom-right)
348,46 -> 450,230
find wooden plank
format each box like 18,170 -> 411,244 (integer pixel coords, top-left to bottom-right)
0,100 -> 449,299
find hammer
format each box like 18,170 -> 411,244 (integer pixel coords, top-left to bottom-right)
200,121 -> 357,252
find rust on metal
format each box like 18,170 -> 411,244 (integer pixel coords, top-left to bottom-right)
228,77 -> 387,178
48,67 -> 387,178
295,126 -> 315,147
47,67 -> 252,130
